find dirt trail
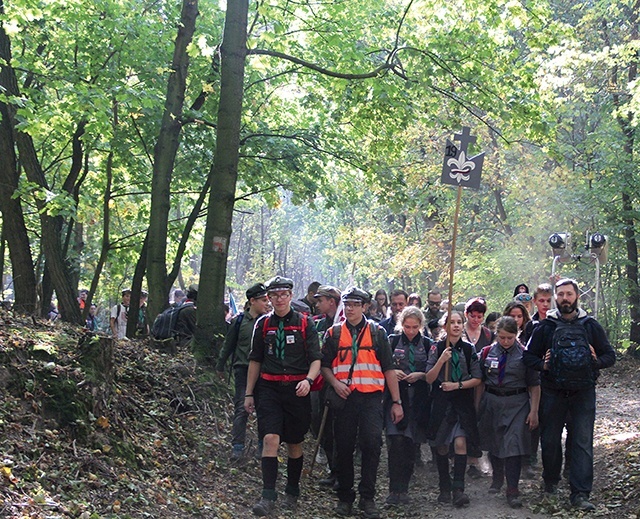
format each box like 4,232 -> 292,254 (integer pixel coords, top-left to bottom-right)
220,358 -> 640,518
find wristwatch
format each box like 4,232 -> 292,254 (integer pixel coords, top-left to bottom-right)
393,399 -> 402,405
305,377 -> 314,385
458,381 -> 464,390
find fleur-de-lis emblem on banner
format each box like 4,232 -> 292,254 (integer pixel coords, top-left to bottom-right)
447,150 -> 476,184
440,126 -> 484,189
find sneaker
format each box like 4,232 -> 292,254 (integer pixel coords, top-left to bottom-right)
488,483 -> 502,494
335,501 -> 353,516
252,497 -> 275,516
385,493 -> 400,506
359,498 -> 381,519
507,494 -> 522,508
281,493 -> 298,511
452,489 -> 470,507
543,482 -> 558,495
437,490 -> 451,504
572,494 -> 596,512
467,465 -> 483,479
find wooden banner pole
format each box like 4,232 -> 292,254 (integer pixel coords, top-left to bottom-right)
444,185 -> 463,382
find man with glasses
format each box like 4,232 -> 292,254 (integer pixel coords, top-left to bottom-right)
244,276 -> 322,516
217,283 -> 271,459
321,287 -> 404,519
425,289 -> 444,319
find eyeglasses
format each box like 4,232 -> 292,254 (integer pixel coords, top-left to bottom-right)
344,302 -> 362,308
515,294 -> 533,302
428,300 -> 441,306
268,292 -> 291,300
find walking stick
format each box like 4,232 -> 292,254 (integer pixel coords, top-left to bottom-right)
307,404 -> 329,477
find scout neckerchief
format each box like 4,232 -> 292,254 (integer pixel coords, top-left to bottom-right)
403,333 -> 419,372
275,319 -> 286,359
450,343 -> 462,382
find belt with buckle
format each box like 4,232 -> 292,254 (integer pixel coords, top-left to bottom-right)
486,386 -> 527,397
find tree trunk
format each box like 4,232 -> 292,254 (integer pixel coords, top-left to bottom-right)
0,15 -> 37,314
0,13 -> 80,324
0,102 -> 37,314
146,0 -> 199,321
194,0 -> 249,363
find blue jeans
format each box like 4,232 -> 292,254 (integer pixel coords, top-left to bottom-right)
231,366 -> 249,447
540,386 -> 595,500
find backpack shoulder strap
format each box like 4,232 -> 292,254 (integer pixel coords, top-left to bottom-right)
261,313 -> 273,338
480,344 -> 492,362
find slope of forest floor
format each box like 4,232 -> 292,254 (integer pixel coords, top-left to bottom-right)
0,311 -> 639,519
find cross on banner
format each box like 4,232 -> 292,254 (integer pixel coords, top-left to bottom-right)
440,126 -> 485,189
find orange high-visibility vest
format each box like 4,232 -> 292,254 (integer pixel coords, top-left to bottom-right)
331,321 -> 385,393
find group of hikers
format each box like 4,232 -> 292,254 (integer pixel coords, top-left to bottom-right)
215,277 -> 615,518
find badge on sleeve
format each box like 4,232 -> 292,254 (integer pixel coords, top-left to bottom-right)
286,335 -> 295,344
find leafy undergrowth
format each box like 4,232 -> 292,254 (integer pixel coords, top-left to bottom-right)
1,311 -> 640,518
0,311 -> 248,519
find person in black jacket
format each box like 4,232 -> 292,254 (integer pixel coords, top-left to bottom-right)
523,278 -> 615,512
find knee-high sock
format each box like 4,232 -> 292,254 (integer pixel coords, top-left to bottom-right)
286,456 -> 304,496
452,454 -> 467,490
261,456 -> 278,500
436,453 -> 452,491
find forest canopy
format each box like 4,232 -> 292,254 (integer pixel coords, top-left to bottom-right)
0,0 -> 639,355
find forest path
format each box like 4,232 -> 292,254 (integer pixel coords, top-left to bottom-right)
217,357 -> 640,518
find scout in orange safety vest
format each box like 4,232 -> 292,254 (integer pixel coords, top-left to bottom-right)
321,287 -> 403,519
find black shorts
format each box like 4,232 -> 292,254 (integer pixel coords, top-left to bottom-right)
255,379 -> 311,444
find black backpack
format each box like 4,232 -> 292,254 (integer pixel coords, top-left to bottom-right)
151,302 -> 193,340
548,317 -> 596,390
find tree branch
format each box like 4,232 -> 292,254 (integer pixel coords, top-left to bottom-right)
247,48 -> 393,79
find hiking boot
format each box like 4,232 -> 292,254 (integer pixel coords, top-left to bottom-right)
467,465 -> 482,479
318,474 -> 336,487
572,494 -> 596,512
252,497 -> 275,516
488,482 -> 502,494
281,493 -> 298,511
507,494 -> 522,509
358,498 -> 381,519
543,482 -> 558,495
385,493 -> 399,506
437,490 -> 451,504
335,501 -> 353,516
452,489 -> 470,507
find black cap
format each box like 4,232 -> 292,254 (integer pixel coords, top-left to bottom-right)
265,276 -> 294,292
246,283 -> 267,300
341,287 -> 371,304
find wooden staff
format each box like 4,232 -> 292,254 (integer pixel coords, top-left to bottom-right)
307,405 -> 329,477
444,185 -> 463,382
